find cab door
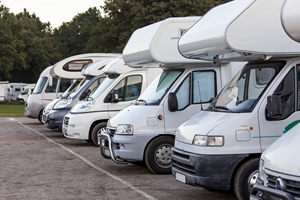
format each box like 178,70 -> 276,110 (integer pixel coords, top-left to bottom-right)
164,68 -> 219,134
258,61 -> 300,151
108,74 -> 144,118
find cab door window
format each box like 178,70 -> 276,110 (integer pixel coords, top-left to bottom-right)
45,78 -> 58,93
175,75 -> 190,110
58,78 -> 72,93
272,68 -> 295,120
111,75 -> 142,102
193,71 -> 216,103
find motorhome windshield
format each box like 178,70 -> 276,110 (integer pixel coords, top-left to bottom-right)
68,77 -> 92,98
207,61 -> 285,113
137,69 -> 184,105
89,74 -> 120,100
61,79 -> 82,99
33,77 -> 47,94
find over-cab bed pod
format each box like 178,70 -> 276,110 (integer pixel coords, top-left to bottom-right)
51,53 -> 121,79
179,0 -> 300,63
123,17 -> 213,68
81,58 -> 118,77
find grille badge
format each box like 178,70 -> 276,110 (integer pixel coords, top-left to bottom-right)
275,177 -> 286,191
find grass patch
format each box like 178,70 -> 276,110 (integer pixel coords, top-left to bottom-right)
0,104 -> 25,117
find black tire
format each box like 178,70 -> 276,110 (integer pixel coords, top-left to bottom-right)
91,122 -> 107,147
144,136 -> 174,174
38,110 -> 43,123
234,158 -> 259,200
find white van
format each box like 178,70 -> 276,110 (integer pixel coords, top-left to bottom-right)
17,84 -> 35,102
250,121 -> 300,200
62,58 -> 162,146
99,17 -> 244,174
0,81 -> 10,101
25,53 -> 117,122
42,58 -> 118,131
171,0 -> 300,200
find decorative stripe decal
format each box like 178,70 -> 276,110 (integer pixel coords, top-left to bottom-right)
252,135 -> 282,138
70,110 -> 121,114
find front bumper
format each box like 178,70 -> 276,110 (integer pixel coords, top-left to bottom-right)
99,129 -> 155,163
43,109 -> 69,131
171,147 -> 248,190
25,103 -> 41,119
250,184 -> 295,200
62,113 -> 92,140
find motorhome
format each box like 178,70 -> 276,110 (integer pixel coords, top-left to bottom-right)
62,58 -> 162,146
171,0 -> 300,200
250,121 -> 300,200
17,84 -> 35,102
8,83 -> 27,100
98,17 -> 244,174
25,53 -> 117,122
0,81 -> 10,101
42,57 -> 118,131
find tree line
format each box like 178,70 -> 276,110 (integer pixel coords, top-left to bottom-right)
0,0 -> 230,83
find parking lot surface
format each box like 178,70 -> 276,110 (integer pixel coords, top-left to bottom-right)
0,117 -> 237,200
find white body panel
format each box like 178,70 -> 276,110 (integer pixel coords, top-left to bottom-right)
17,84 -> 35,102
63,58 -> 162,140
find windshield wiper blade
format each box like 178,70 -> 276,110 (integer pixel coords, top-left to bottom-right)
214,105 -> 233,113
135,99 -> 147,105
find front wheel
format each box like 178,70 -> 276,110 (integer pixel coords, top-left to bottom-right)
91,122 -> 107,147
234,158 -> 259,200
145,136 -> 174,174
38,110 -> 43,123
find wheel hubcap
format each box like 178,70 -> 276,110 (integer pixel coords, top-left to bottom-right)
155,144 -> 172,168
97,127 -> 106,137
248,170 -> 259,192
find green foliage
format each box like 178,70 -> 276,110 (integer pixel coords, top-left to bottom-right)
0,103 -> 25,117
0,0 -> 231,83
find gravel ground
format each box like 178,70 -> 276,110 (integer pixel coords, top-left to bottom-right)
0,117 -> 237,200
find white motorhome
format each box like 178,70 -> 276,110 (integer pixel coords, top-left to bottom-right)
98,17 -> 244,174
0,81 -> 10,101
25,53 -> 118,122
42,58 -> 118,131
171,0 -> 300,200
17,84 -> 35,102
250,121 -> 300,200
62,58 -> 162,146
8,83 -> 27,100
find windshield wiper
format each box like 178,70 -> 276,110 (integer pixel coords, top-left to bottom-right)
135,99 -> 147,105
214,105 -> 233,113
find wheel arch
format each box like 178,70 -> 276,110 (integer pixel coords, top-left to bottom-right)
230,153 -> 261,190
89,119 -> 109,140
143,134 -> 175,161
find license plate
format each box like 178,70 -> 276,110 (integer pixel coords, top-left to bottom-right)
175,171 -> 186,183
103,148 -> 111,157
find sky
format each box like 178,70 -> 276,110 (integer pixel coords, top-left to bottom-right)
1,0 -> 105,28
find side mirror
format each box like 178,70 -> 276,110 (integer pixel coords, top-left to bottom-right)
104,89 -> 119,103
79,89 -> 91,100
266,94 -> 282,119
168,92 -> 178,112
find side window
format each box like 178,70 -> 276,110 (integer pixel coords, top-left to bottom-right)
45,78 -> 58,93
111,75 -> 142,102
125,76 -> 142,101
89,78 -> 101,93
175,75 -> 190,110
58,78 -> 72,93
297,65 -> 300,111
193,71 -> 216,103
273,68 -> 295,120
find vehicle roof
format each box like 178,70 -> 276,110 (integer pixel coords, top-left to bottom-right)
81,58 -> 118,76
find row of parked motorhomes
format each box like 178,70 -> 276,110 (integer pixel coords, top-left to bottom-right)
24,0 -> 300,199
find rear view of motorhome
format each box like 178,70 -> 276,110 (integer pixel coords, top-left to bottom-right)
25,53 -> 118,122
99,17 -> 244,174
42,57 -> 118,131
62,57 -> 162,146
171,0 -> 300,200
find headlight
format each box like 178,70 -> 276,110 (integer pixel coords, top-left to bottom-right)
258,159 -> 265,180
193,135 -> 224,146
115,124 -> 133,135
54,99 -> 72,109
71,100 -> 95,113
